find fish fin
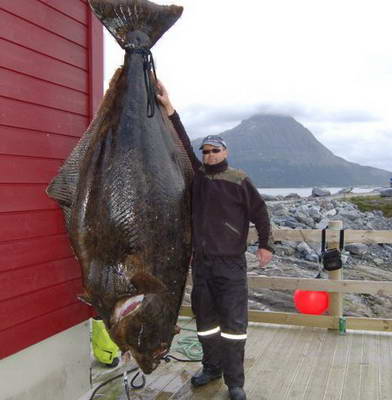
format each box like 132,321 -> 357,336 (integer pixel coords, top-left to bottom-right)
131,272 -> 167,293
88,0 -> 183,49
46,67 -> 124,226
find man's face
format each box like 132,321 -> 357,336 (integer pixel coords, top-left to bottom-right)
202,144 -> 228,166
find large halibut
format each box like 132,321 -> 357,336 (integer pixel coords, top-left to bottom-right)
47,0 -> 192,374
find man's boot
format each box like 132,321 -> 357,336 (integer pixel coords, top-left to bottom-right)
191,334 -> 222,387
191,367 -> 222,387
229,386 -> 247,400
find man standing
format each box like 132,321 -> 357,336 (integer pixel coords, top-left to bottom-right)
157,82 -> 273,400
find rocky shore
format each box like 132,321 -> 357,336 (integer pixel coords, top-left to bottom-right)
248,193 -> 392,318
183,191 -> 392,318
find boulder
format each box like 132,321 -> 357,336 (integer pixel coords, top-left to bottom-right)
282,216 -> 301,228
272,204 -> 289,216
341,253 -> 349,264
261,193 -> 279,201
295,205 -> 309,214
338,210 -> 360,221
312,187 -> 331,197
325,209 -> 337,217
308,207 -> 322,222
295,212 -> 314,227
337,186 -> 353,194
274,245 -> 296,257
284,193 -> 301,199
305,253 -> 320,263
297,241 -> 313,255
315,218 -> 329,229
319,199 -> 335,210
345,243 -> 368,255
380,188 -> 392,197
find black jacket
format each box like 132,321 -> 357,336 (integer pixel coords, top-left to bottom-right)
169,111 -> 272,256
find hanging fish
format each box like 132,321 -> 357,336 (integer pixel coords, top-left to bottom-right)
47,0 -> 192,374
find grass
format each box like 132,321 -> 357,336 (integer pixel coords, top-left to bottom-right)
346,195 -> 392,218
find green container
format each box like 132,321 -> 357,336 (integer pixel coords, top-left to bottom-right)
339,317 -> 346,335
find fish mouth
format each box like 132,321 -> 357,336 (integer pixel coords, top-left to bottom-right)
112,294 -> 144,324
122,350 -> 160,374
123,344 -> 168,374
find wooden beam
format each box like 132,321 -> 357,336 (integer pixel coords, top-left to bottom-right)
180,306 -> 335,329
248,276 -> 392,295
346,317 -> 392,332
180,306 -> 392,332
248,310 -> 336,328
187,274 -> 392,295
248,228 -> 392,244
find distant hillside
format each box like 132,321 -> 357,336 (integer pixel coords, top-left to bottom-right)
191,114 -> 391,187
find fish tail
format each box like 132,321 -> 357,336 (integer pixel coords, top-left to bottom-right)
89,0 -> 183,49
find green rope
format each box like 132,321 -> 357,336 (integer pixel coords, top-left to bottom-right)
173,326 -> 203,361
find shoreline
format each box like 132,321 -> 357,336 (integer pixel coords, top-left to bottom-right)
260,189 -> 389,203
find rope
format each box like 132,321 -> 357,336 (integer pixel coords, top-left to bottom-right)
172,333 -> 203,361
129,47 -> 158,118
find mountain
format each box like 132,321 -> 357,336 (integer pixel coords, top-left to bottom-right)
191,114 -> 391,187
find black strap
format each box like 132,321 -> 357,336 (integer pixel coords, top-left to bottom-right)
321,228 -> 326,253
339,229 -> 345,251
130,48 -> 158,118
321,228 -> 344,252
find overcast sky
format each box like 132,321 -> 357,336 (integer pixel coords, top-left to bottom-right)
103,0 -> 392,172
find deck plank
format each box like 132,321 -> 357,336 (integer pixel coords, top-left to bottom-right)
341,331 -> 363,400
279,327 -> 323,400
359,331 -> 380,400
284,328 -> 328,400
322,332 -> 350,400
379,333 -> 392,399
303,331 -> 340,399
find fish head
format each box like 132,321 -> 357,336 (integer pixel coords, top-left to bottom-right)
110,273 -> 175,374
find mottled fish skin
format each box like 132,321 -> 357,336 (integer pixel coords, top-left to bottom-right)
47,0 -> 191,374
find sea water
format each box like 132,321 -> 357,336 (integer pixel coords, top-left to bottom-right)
258,186 -> 381,197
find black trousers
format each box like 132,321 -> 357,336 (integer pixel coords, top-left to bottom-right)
191,253 -> 248,388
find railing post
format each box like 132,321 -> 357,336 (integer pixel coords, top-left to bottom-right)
327,220 -> 344,329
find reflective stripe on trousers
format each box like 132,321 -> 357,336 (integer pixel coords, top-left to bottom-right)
197,328 -> 247,340
221,332 -> 247,340
197,326 -> 221,337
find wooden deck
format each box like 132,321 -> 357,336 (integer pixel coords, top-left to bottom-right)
86,317 -> 392,400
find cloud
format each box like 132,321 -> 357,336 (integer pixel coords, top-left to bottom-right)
180,104 -> 256,139
180,101 -> 381,138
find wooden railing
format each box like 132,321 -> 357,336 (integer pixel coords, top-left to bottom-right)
180,221 -> 392,333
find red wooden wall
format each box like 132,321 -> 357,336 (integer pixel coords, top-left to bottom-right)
0,0 -> 103,359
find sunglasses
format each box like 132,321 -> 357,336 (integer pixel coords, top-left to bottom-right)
202,148 -> 222,155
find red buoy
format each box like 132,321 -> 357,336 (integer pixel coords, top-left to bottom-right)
294,290 -> 329,315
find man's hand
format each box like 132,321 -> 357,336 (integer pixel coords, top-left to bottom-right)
155,80 -> 175,116
256,248 -> 272,268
